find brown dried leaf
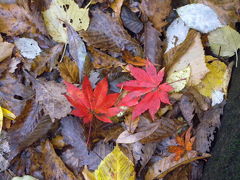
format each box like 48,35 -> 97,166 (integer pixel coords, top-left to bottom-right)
196,102 -> 225,153
88,46 -> 124,69
0,42 -> 14,62
191,0 -> 240,26
124,114 -> 140,133
31,44 -> 64,76
0,4 -> 40,36
111,0 -> 124,18
25,73 -> 71,121
122,51 -> 146,67
42,140 -> 78,180
80,9 -> 142,55
140,0 -> 172,32
59,56 -> 79,83
143,22 -> 162,64
8,102 -> 53,160
145,151 -> 211,180
179,95 -> 195,125
165,164 -> 191,180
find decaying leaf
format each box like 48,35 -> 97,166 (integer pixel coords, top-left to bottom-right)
140,0 -> 172,32
120,6 -> 143,34
166,66 -> 191,93
145,151 -> 211,180
208,26 -> 240,65
30,44 -> 64,76
43,0 -> 90,43
167,33 -> 209,86
80,9 -> 142,55
165,18 -> 190,52
0,41 -> 14,62
42,140 -> 77,180
196,56 -> 227,97
15,38 -> 42,59
177,3 -> 223,33
111,0 -> 124,18
143,22 -> 162,64
0,4 -> 37,36
59,56 -> 79,83
195,102 -> 225,153
89,47 -> 124,69
93,145 -> 135,180
25,73 -> 71,121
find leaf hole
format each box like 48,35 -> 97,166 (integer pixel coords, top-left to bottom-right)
14,95 -> 24,100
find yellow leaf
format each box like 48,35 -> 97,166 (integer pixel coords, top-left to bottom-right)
166,66 -> 191,92
196,56 -> 227,97
2,107 -> 16,120
0,107 -> 3,134
94,145 -> 135,180
82,166 -> 96,180
145,151 -> 211,180
43,0 -> 90,43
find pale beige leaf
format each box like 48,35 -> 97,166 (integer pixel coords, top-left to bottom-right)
167,33 -> 209,86
0,42 -> 14,62
145,151 -> 211,180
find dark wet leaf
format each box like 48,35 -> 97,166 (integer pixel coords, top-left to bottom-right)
121,6 -> 143,34
80,9 -> 142,56
42,140 -> 78,180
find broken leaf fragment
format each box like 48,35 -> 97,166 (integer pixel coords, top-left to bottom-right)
12,175 -> 38,180
82,145 -> 135,180
43,0 -> 90,43
177,3 -> 222,33
166,66 -> 190,92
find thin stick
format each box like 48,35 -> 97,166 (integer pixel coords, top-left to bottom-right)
86,120 -> 92,146
60,43 -> 67,62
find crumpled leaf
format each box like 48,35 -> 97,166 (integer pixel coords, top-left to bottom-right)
195,102 -> 225,153
14,38 -> 41,59
25,72 -> 71,121
59,56 -> 79,83
166,66 -> 191,92
165,18 -> 190,52
42,0 -> 90,43
208,26 -> 240,65
121,6 -> 143,34
94,145 -> 135,180
167,33 -> 209,86
190,0 -> 240,26
0,4 -> 38,36
61,116 -> 112,171
143,22 -> 162,64
67,24 -> 87,82
42,140 -> 77,180
145,151 -> 211,180
0,41 -> 14,62
30,44 -> 63,76
196,56 -> 227,97
12,175 -> 38,180
80,9 -> 142,55
140,0 -> 172,32
177,3 -> 223,33
89,47 -> 124,69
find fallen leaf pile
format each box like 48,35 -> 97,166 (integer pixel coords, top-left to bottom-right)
0,0 -> 238,179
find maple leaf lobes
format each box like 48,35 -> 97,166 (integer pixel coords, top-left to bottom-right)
64,76 -> 120,123
117,60 -> 173,120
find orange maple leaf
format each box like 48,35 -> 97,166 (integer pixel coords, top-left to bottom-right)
168,126 -> 195,161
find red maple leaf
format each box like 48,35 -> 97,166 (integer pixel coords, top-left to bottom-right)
64,76 -> 120,123
117,60 -> 173,120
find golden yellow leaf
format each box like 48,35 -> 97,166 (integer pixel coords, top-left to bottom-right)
0,107 -> 3,134
59,56 -> 79,83
145,151 -> 211,180
196,56 -> 227,97
166,66 -> 191,92
0,106 -> 15,134
82,166 -> 96,180
43,0 -> 90,43
94,145 -> 135,180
